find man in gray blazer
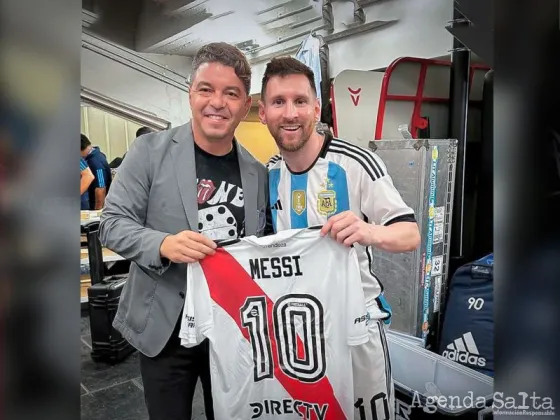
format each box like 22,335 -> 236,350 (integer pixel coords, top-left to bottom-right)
99,43 -> 271,420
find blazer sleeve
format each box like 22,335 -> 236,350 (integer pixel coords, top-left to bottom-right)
99,136 -> 171,275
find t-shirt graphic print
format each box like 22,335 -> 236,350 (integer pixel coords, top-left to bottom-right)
194,141 -> 244,241
196,177 -> 244,240
179,228 -> 369,420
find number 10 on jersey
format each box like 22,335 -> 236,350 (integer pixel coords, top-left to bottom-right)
240,294 -> 327,383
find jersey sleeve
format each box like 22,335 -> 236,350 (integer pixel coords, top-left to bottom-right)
88,158 -> 108,189
179,262 -> 214,348
359,151 -> 415,226
80,158 -> 88,172
346,248 -> 370,346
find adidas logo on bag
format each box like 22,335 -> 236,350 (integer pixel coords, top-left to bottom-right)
442,332 -> 487,368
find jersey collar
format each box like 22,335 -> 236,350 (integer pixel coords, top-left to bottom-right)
286,130 -> 333,175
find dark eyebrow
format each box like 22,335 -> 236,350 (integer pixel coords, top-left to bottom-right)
195,81 -> 241,93
224,86 -> 241,93
269,94 -> 309,102
195,81 -> 211,89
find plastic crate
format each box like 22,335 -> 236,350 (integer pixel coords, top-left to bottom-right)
389,335 -> 493,419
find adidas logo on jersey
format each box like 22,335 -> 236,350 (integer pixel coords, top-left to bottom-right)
272,200 -> 283,210
442,332 -> 486,368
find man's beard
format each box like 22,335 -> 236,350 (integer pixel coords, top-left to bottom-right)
274,125 -> 313,153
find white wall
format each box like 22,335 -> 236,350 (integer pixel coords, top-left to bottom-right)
81,34 -> 193,128
250,61 -> 268,97
249,0 -> 453,95
328,0 -> 453,76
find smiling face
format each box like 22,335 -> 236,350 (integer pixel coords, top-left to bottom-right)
259,73 -> 320,153
189,62 -> 252,145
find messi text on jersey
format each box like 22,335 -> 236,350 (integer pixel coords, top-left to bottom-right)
249,256 -> 303,279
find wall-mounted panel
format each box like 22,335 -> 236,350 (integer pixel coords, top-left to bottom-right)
331,69 -> 384,150
248,0 -> 454,94
331,57 -> 490,145
81,106 -> 146,163
81,33 -> 192,128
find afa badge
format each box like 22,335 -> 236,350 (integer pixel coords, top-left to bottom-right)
292,190 -> 306,215
317,190 -> 337,216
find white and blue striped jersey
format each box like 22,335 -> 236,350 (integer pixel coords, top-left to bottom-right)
267,133 -> 416,320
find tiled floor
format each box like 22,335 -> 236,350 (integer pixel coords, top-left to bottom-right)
81,315 -> 207,420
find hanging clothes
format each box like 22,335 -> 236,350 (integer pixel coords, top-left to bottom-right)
295,34 -> 323,109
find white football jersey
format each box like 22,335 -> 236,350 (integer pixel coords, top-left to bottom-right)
179,228 -> 369,420
267,133 -> 416,319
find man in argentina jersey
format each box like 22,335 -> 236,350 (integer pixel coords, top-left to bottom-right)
179,228 -> 370,420
259,57 -> 421,420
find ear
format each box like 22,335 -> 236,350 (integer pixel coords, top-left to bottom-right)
244,94 -> 252,111
314,97 -> 321,122
188,87 -> 194,107
258,100 -> 267,124
242,95 -> 252,120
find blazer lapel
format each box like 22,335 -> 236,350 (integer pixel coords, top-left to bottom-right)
237,142 -> 258,236
172,122 -> 199,230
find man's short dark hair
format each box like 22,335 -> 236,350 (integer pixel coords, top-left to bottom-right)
189,42 -> 251,95
81,134 -> 91,151
260,57 -> 316,100
136,126 -> 153,138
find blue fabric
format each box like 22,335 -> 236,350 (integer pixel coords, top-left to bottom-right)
295,35 -> 322,108
80,158 -> 90,210
81,193 -> 90,210
439,257 -> 494,376
376,294 -> 393,325
269,168 -> 280,232
84,147 -> 112,209
326,161 -> 350,217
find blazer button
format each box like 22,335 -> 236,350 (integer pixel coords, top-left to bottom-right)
179,291 -> 185,299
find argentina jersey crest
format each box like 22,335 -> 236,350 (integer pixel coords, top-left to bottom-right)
268,157 -> 351,232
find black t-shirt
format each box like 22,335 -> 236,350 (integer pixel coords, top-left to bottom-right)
194,141 -> 245,241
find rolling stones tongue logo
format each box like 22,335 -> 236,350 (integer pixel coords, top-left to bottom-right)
197,179 -> 216,204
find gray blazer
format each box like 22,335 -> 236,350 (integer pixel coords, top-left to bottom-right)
99,121 -> 270,357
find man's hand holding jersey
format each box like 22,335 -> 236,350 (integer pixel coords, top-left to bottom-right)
160,230 -> 217,263
320,210 -> 420,253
